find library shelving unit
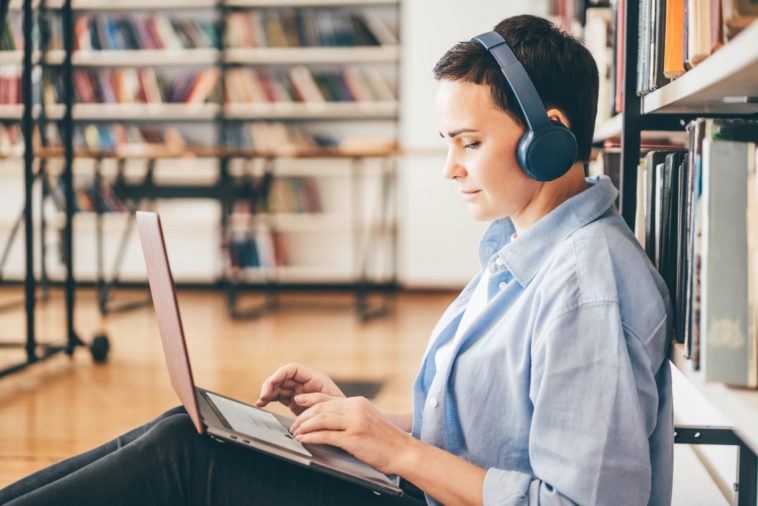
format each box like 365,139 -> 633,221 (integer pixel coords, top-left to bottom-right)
0,0 -> 401,321
586,1 -> 758,503
0,0 -> 112,379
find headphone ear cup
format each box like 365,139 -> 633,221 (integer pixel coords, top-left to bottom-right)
518,124 -> 577,182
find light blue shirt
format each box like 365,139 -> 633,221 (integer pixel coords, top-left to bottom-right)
411,175 -> 673,505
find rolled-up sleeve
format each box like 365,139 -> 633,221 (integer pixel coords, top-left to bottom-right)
482,301 -> 663,506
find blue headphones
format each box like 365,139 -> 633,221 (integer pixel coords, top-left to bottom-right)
472,31 -> 577,182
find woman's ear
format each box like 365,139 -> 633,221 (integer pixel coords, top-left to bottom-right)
546,108 -> 571,129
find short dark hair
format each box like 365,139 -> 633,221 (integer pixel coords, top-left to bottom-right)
433,15 -> 599,163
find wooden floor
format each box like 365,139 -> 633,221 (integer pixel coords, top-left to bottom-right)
0,287 -> 453,488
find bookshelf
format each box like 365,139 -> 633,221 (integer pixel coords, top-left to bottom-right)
641,21 -> 758,114
0,0 -> 401,321
573,0 -> 758,503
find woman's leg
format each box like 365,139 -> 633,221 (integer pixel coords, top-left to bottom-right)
4,410 -> 424,506
0,406 -> 186,504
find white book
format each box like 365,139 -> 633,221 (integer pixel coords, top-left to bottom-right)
363,12 -> 397,45
701,139 -> 757,387
747,145 -> 758,387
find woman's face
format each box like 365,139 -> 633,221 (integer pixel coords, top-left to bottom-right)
435,79 -> 540,222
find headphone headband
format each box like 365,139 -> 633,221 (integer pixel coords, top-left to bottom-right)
472,31 -> 549,132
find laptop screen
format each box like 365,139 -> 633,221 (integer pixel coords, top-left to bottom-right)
136,211 -> 204,434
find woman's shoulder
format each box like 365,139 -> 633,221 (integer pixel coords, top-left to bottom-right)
537,212 -> 669,334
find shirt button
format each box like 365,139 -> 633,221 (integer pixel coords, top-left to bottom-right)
498,282 -> 507,290
495,256 -> 505,266
429,397 -> 439,408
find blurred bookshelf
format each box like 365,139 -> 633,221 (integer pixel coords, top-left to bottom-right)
0,0 -> 401,321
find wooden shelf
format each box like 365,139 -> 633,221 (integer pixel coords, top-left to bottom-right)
9,0 -> 216,10
226,0 -> 398,6
672,343 -> 758,456
0,103 -> 219,121
0,103 -> 400,122
225,46 -> 399,64
642,22 -> 758,115
593,114 -> 623,143
592,114 -> 689,145
224,101 -> 398,119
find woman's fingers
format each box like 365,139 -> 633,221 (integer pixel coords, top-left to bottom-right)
293,412 -> 348,436
256,364 -> 304,406
293,392 -> 338,408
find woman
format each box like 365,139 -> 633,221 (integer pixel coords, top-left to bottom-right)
1,15 -> 672,506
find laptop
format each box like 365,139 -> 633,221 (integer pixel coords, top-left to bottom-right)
135,211 -> 403,497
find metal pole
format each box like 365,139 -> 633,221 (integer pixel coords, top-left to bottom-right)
62,0 -> 77,354
21,0 -> 35,363
620,0 -> 641,227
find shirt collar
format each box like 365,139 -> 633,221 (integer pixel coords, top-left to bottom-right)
478,175 -> 618,287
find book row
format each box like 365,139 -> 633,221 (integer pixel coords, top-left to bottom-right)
0,121 -> 395,155
632,118 -> 757,387
225,65 -> 395,104
1,8 -> 397,52
49,178 -> 127,214
19,65 -> 395,106
226,9 -> 397,49
579,0 -> 757,123
72,15 -> 218,51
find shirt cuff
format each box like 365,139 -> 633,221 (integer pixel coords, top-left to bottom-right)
483,467 -> 532,506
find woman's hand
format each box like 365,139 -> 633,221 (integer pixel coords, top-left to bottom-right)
256,363 -> 345,415
289,394 -> 417,475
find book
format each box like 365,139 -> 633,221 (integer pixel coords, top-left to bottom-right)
722,0 -> 758,38
664,0 -> 686,78
685,0 -> 712,68
700,138 -> 757,386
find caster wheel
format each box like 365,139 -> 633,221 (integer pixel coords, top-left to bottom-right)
90,334 -> 110,364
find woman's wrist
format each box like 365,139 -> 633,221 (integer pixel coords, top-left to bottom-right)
390,432 -> 425,477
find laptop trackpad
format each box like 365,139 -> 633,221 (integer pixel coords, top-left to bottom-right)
205,392 -> 311,457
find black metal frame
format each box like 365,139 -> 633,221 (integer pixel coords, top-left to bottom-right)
0,0 -> 82,380
674,426 -> 757,505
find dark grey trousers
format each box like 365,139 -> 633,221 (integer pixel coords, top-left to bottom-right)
0,406 -> 426,506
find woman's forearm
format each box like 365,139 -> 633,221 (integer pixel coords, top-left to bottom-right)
394,436 -> 486,506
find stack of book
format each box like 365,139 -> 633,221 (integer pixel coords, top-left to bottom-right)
634,118 -> 758,387
225,9 -> 396,48
225,65 -> 394,104
45,67 -> 220,104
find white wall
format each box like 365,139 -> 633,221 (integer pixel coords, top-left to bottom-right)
396,0 -> 549,288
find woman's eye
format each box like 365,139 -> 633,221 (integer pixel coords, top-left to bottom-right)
463,141 -> 480,150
